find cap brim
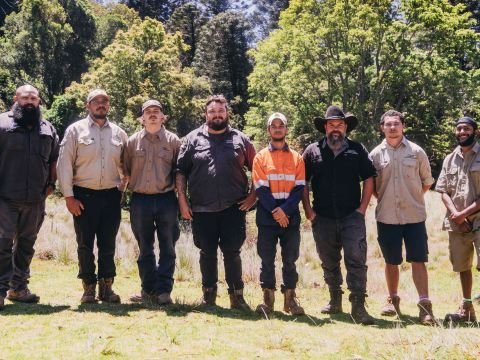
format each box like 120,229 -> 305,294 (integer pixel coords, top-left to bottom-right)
314,115 -> 358,133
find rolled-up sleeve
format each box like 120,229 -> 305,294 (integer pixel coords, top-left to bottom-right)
435,160 -> 449,194
176,137 -> 193,176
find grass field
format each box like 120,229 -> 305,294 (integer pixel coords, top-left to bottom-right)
2,192 -> 480,359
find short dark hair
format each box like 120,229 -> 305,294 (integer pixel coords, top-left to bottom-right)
205,94 -> 228,112
380,110 -> 405,125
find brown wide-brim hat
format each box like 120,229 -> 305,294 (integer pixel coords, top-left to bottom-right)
314,105 -> 358,133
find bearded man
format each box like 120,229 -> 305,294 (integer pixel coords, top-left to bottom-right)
436,116 -> 480,323
176,95 -> 256,310
302,105 -> 377,325
0,85 -> 59,309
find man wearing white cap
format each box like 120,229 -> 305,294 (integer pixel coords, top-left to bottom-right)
124,100 -> 181,305
57,89 -> 128,304
252,112 -> 306,316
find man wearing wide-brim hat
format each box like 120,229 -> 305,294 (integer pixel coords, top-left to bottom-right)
302,105 -> 377,325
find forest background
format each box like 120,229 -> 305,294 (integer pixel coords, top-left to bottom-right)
1,0 -> 480,175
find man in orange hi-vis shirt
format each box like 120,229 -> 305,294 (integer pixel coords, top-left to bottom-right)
252,112 -> 306,317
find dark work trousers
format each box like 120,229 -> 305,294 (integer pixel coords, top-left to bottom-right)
130,191 -> 179,295
192,205 -> 246,294
257,224 -> 300,291
0,198 -> 45,296
73,186 -> 121,284
312,211 -> 368,296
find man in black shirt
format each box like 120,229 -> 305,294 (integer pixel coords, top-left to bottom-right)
0,85 -> 59,309
176,95 -> 256,310
302,105 -> 376,325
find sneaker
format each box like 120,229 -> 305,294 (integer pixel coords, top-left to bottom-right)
380,295 -> 401,316
6,288 -> 40,303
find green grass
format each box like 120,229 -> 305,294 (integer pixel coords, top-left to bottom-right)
2,192 -> 480,359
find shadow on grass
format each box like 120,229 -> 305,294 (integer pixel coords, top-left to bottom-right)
323,312 -> 425,328
0,303 -> 70,315
73,301 -> 328,326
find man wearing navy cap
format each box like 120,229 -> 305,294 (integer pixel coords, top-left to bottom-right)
436,116 -> 480,323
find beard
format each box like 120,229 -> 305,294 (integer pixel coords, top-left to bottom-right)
327,131 -> 345,146
456,133 -> 477,147
207,117 -> 228,131
12,103 -> 41,128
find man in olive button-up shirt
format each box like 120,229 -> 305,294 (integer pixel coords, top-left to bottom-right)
57,89 -> 127,304
123,100 -> 181,305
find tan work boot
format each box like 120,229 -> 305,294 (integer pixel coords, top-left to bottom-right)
417,299 -> 435,325
6,288 -> 40,303
229,289 -> 251,311
321,289 -> 343,314
283,289 -> 305,315
381,295 -> 401,316
0,295 -> 4,310
445,301 -> 477,323
201,287 -> 217,306
349,294 -> 375,325
98,278 -> 121,303
130,290 -> 157,303
81,281 -> 97,304
256,288 -> 275,315
157,293 -> 173,305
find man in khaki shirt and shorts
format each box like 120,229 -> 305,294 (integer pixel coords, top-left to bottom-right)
436,116 -> 480,323
370,110 -> 435,325
57,89 -> 128,304
124,100 -> 181,305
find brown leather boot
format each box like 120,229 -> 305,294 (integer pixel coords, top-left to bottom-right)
81,281 -> 97,304
256,288 -> 275,315
380,295 -> 401,316
283,289 -> 305,315
201,287 -> 217,306
157,293 -> 173,305
321,289 -> 343,314
445,301 -> 477,323
417,299 -> 435,325
350,294 -> 375,325
229,289 -> 251,311
0,295 -> 4,310
98,278 -> 121,303
6,288 -> 40,303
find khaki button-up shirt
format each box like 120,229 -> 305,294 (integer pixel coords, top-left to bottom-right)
57,116 -> 128,197
436,143 -> 480,231
370,137 -> 434,224
123,126 -> 181,194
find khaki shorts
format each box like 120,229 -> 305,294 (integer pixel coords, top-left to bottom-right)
448,231 -> 480,272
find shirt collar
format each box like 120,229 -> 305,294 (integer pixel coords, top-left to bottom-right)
268,142 -> 289,152
141,126 -> 165,141
382,136 -> 408,150
201,124 -> 232,137
453,142 -> 480,157
87,115 -> 110,128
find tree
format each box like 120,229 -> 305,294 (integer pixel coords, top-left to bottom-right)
245,0 -> 480,174
121,0 -> 188,22
193,11 -> 252,128
0,0 -> 18,30
46,17 -> 210,137
450,1 -> 480,31
251,0 -> 290,39
167,3 -> 206,67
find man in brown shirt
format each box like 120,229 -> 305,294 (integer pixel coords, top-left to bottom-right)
123,100 -> 181,305
436,116 -> 480,323
57,89 -> 128,304
370,110 -> 435,325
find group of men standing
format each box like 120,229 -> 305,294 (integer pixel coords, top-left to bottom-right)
0,85 -> 478,326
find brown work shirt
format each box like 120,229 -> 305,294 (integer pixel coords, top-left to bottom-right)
123,127 -> 181,194
370,137 -> 434,224
57,116 -> 128,197
436,143 -> 480,231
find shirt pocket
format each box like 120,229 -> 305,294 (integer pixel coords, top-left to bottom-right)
193,143 -> 211,162
38,134 -> 53,162
446,166 -> 459,191
77,136 -> 96,158
6,132 -> 26,151
402,158 -> 418,179
158,146 -> 174,164
110,137 -> 123,163
469,162 -> 480,192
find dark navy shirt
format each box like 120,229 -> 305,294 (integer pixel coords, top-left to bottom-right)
303,137 -> 376,219
176,125 -> 256,212
0,111 -> 59,202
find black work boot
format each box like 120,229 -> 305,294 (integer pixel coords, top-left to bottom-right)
201,287 -> 217,306
321,289 -> 343,314
98,278 -> 121,303
349,293 -> 375,325
229,289 -> 251,311
81,280 -> 97,304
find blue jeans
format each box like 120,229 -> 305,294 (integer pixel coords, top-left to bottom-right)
130,191 -> 179,294
257,224 -> 300,291
312,211 -> 368,296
